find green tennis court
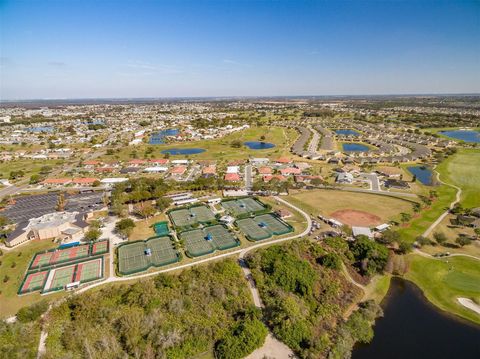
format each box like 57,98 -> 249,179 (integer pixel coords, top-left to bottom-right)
153,221 -> 170,236
205,225 -> 239,250
181,225 -> 239,257
254,214 -> 292,235
19,270 -> 49,294
190,206 -> 216,222
236,218 -> 272,241
43,264 -> 75,292
169,205 -> 216,228
74,258 -> 103,282
146,237 -> 179,267
181,229 -> 215,257
221,198 -> 266,216
117,236 -> 180,275
91,240 -> 109,255
118,241 -> 150,275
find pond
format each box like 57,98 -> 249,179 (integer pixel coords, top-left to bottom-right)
353,278 -> 480,359
440,130 -> 480,143
335,129 -> 360,136
407,166 -> 433,185
244,141 -> 275,150
149,129 -> 180,144
161,148 -> 205,155
27,126 -> 54,133
342,143 -> 370,152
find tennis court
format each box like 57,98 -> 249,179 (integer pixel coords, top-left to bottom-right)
169,205 -> 216,228
221,198 -> 267,216
118,241 -> 149,275
43,264 -> 76,292
74,257 -> 103,282
181,229 -> 215,257
236,218 -> 272,241
153,221 -> 170,236
19,270 -> 49,294
30,244 -> 90,270
254,214 -> 293,235
117,236 -> 180,275
91,240 -> 109,256
147,237 -> 179,267
205,225 -> 239,250
181,225 -> 239,257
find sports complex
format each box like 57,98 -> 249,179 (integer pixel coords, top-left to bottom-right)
19,240 -> 108,295
116,197 -> 296,275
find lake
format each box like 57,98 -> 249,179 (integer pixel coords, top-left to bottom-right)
353,278 -> 480,359
244,141 -> 275,150
161,148 -> 205,155
150,129 -> 180,144
408,166 -> 433,185
342,143 -> 370,152
335,129 -> 360,136
440,130 -> 480,143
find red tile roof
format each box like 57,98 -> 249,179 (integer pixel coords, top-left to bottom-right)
257,166 -> 273,175
43,178 -> 71,184
170,166 -> 187,175
224,173 -> 241,181
263,175 -> 287,182
280,167 -> 302,175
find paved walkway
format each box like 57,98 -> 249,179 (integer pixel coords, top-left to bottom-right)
422,167 -> 462,238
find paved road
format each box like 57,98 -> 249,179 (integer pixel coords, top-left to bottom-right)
307,126 -> 320,153
361,173 -> 381,191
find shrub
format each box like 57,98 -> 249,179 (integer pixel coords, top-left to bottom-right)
17,300 -> 49,323
318,253 -> 342,270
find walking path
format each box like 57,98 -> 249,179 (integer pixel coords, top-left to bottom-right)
422,167 -> 462,238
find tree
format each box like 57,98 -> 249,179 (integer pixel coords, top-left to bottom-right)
350,237 -> 388,275
116,218 -> 135,238
155,197 -> 172,212
433,232 -> 447,244
455,236 -> 472,247
318,253 -> 342,270
378,230 -> 399,245
230,140 -> 242,148
56,192 -> 65,211
29,174 -> 42,184
134,201 -> 156,219
17,300 -> 49,323
412,202 -> 421,213
400,212 -> 411,224
84,228 -> 101,242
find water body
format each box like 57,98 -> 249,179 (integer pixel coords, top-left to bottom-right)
27,126 -> 54,133
408,166 -> 433,185
335,129 -> 360,136
149,128 -> 180,144
161,148 -> 205,155
440,130 -> 480,143
244,141 -> 275,150
342,143 -> 370,152
353,278 -> 480,359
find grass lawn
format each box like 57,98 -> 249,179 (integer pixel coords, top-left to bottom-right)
100,126 -> 298,162
0,159 -> 65,182
286,189 -> 415,223
128,213 -> 168,241
405,254 -> 480,325
0,240 -> 66,318
363,274 -> 392,304
436,148 -> 480,208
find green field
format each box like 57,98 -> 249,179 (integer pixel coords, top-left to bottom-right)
100,126 -> 297,161
436,148 -> 480,208
287,189 -> 415,223
405,254 -> 480,324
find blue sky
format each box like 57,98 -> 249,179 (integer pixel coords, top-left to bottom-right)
1,0 -> 479,99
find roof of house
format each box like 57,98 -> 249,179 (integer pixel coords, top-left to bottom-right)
276,157 -> 292,164
150,159 -> 169,164
224,173 -> 241,181
170,166 -> 187,174
257,166 -> 273,175
280,167 -> 302,175
83,160 -> 101,166
43,178 -> 72,184
202,166 -> 217,175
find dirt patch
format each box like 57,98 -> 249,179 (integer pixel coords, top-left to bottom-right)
330,209 -> 382,226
